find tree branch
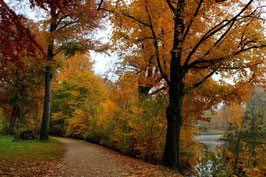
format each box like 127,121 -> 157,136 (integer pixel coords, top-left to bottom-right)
189,44 -> 266,69
145,4 -> 170,85
183,0 -> 203,41
100,8 -> 151,27
52,48 -> 63,57
138,36 -> 155,41
165,0 -> 175,13
192,70 -> 216,88
55,15 -> 71,28
0,0 -> 46,57
56,21 -> 76,31
150,87 -> 166,95
184,0 -> 254,67
97,0 -> 104,11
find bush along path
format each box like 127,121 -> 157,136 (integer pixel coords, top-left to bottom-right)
53,137 -> 181,177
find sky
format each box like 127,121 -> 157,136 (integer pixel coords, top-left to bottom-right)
90,25 -> 118,77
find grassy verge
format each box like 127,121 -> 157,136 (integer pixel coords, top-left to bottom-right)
0,134 -> 65,176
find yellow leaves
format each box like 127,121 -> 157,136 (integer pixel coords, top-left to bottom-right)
244,167 -> 265,177
214,104 -> 244,127
52,51 -> 109,139
101,100 -> 118,114
66,109 -> 89,138
51,112 -> 65,120
215,139 -> 265,177
58,52 -> 94,80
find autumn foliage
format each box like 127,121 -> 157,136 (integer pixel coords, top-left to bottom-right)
0,0 -> 45,135
0,0 -> 265,175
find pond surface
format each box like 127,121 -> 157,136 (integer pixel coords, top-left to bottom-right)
199,134 -> 223,150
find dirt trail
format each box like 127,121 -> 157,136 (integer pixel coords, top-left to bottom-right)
52,137 -> 129,177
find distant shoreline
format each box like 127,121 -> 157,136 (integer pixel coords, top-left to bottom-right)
201,132 -> 223,135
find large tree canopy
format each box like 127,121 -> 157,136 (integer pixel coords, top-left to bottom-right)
26,0 -> 103,140
102,0 -> 265,172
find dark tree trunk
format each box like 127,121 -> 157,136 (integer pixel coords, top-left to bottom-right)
161,0 -> 186,171
40,66 -> 53,140
8,104 -> 18,135
39,5 -> 56,141
8,92 -> 20,135
162,81 -> 184,172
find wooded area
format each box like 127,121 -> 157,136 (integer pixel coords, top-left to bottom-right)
0,0 -> 265,176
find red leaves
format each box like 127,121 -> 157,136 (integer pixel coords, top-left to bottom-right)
195,117 -> 211,122
199,127 -> 207,132
0,1 -> 45,70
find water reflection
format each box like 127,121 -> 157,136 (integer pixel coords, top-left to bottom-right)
199,134 -> 223,150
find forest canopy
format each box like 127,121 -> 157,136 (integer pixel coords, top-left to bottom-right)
0,0 -> 265,176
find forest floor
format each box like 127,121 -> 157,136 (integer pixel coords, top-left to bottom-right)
53,137 -> 181,177
0,135 -> 65,176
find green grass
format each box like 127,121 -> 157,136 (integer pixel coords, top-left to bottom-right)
0,134 -> 65,176
0,109 -> 4,132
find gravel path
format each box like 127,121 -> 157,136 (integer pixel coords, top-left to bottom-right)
53,137 -> 129,177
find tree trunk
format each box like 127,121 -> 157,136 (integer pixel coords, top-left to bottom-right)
162,81 -> 184,172
39,5 -> 56,140
40,66 -> 53,140
250,104 -> 255,157
8,104 -> 18,135
8,93 -> 20,135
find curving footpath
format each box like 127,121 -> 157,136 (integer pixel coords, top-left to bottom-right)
52,137 -> 129,177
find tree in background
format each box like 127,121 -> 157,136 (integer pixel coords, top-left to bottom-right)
214,104 -> 245,130
101,0 -> 265,171
28,0 -> 103,140
214,88 -> 265,176
51,53 -> 106,138
246,88 -> 265,140
196,88 -> 265,176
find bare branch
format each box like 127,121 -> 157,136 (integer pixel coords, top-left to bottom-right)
52,48 -> 63,57
55,15 -> 71,28
97,0 -> 104,11
248,73 -> 255,82
219,64 -> 260,70
56,21 -> 76,31
100,8 -> 151,27
150,87 -> 166,95
192,70 -> 216,88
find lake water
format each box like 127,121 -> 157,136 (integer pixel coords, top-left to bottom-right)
199,134 -> 223,150
195,134 -> 224,176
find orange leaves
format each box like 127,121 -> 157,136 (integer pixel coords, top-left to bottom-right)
111,0 -> 265,91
